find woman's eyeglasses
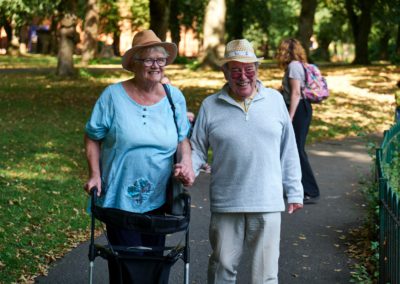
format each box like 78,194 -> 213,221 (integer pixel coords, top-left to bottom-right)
135,58 -> 167,67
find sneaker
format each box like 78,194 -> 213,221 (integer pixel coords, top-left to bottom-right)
303,194 -> 319,204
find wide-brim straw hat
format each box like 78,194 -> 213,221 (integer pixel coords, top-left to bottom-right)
122,30 -> 178,72
218,39 -> 263,66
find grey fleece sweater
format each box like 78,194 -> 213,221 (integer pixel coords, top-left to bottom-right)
191,81 -> 303,213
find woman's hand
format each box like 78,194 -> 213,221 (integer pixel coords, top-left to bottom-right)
84,176 -> 102,196
173,163 -> 195,187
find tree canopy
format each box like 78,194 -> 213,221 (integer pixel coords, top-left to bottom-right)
1,0 -> 399,76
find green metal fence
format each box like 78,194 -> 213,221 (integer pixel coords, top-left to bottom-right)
376,121 -> 400,284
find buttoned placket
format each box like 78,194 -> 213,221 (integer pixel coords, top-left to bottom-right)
142,107 -> 147,125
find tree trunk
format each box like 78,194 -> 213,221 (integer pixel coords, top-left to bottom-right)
297,0 -> 317,60
118,0 -> 132,56
19,25 -> 29,54
149,0 -> 171,41
81,0 -> 99,66
200,0 -> 226,70
345,0 -> 375,65
57,13 -> 77,76
169,0 -> 181,48
396,23 -> 400,56
7,17 -> 19,55
317,39 -> 331,61
49,16 -> 58,55
113,30 -> 120,57
379,31 -> 390,61
3,19 -> 12,50
229,0 -> 244,41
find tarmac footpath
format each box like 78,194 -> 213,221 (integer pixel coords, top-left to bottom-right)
35,136 -> 373,284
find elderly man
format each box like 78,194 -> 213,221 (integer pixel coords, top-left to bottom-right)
190,39 -> 304,284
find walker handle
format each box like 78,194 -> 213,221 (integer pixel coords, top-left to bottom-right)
90,186 -> 98,207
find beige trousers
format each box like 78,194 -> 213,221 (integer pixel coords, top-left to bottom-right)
207,212 -> 281,284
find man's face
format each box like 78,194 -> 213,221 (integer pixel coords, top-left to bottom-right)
224,61 -> 258,99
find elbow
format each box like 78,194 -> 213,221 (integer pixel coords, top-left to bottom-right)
292,91 -> 301,99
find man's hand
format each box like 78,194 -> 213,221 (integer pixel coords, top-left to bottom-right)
287,203 -> 303,214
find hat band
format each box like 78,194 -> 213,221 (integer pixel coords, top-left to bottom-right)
226,50 -> 257,58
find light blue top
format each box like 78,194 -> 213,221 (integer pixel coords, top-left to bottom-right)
85,83 -> 190,213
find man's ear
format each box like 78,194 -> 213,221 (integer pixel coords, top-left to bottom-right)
222,66 -> 229,81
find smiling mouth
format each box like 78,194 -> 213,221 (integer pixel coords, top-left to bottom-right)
237,81 -> 250,87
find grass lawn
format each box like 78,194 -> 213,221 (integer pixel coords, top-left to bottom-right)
0,54 -> 399,283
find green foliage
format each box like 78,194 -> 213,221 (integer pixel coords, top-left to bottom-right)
98,0 -> 119,34
0,0 -> 63,27
177,0 -> 207,33
131,0 -> 150,29
395,90 -> 400,108
98,0 -> 149,35
383,148 -> 400,193
224,0 -> 300,57
350,263 -> 374,283
349,165 -> 379,283
314,2 -> 351,43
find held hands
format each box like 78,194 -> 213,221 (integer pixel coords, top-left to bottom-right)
173,163 -> 195,187
287,203 -> 303,214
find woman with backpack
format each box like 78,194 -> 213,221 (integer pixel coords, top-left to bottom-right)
276,38 -> 320,203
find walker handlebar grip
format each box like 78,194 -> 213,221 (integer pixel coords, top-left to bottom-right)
90,186 -> 98,196
90,186 -> 98,212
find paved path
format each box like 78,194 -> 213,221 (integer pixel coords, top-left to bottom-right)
35,137 -> 373,284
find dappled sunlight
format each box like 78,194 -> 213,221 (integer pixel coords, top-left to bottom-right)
163,64 -> 397,142
308,149 -> 371,163
1,60 -> 398,282
0,168 -> 68,182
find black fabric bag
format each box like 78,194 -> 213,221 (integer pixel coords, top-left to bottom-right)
163,84 -> 186,216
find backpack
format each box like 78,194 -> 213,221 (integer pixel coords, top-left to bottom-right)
301,63 -> 329,103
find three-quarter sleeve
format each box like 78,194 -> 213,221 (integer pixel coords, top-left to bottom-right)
85,87 -> 115,140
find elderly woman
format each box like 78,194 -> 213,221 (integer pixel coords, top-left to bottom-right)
84,30 -> 194,282
276,38 -> 320,203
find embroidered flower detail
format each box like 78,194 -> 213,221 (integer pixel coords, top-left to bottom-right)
127,178 -> 153,205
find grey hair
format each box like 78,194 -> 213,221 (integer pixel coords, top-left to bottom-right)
133,46 -> 169,60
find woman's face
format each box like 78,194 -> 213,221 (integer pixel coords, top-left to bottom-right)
133,48 -> 167,84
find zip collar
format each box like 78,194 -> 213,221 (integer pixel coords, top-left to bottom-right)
217,80 -> 266,106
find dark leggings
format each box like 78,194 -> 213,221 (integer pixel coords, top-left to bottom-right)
105,207 -> 166,283
292,99 -> 320,197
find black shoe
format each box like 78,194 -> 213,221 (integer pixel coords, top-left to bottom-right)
303,194 -> 319,204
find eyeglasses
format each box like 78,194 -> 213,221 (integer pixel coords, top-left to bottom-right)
229,67 -> 256,79
135,58 -> 167,67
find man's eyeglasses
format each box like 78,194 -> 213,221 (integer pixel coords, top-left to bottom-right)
135,58 -> 167,67
230,68 -> 256,79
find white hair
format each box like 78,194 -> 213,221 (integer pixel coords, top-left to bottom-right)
133,46 -> 169,60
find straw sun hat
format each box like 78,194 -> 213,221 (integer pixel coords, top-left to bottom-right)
122,30 -> 178,72
219,39 -> 263,66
